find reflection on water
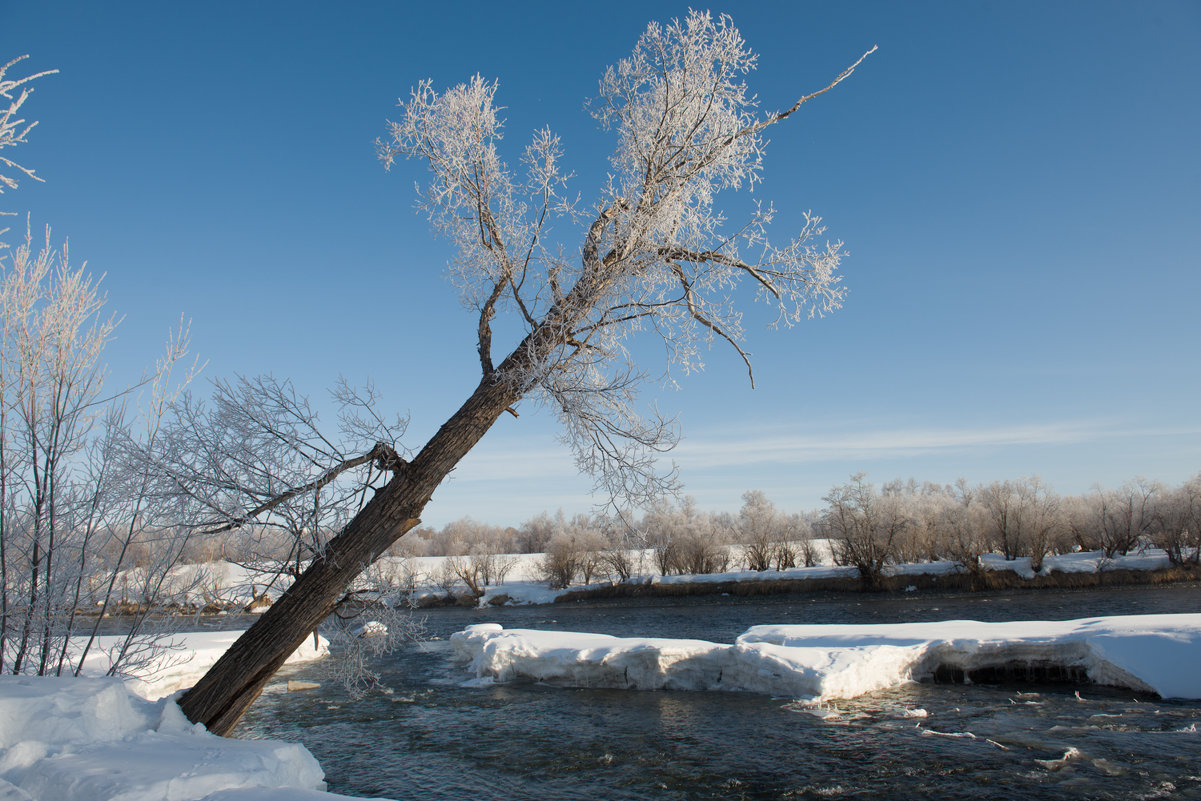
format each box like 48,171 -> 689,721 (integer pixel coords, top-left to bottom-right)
237,584 -> 1201,800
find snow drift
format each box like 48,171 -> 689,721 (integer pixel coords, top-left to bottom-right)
0,676 -> 356,801
0,631 -> 358,801
451,614 -> 1201,702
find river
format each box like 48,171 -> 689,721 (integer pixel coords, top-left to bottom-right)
236,583 -> 1201,800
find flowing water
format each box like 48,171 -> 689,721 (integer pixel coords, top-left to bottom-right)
237,584 -> 1201,800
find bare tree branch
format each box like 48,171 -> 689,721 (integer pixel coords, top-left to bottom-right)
197,442 -> 405,535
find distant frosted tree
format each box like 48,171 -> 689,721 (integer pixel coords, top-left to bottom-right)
1094,478 -> 1160,558
739,489 -> 786,571
1152,473 -> 1201,565
824,474 -> 906,589
180,12 -> 873,733
977,477 -> 1062,569
935,479 -> 990,579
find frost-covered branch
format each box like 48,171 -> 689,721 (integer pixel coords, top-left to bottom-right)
199,441 -> 405,536
0,56 -> 58,236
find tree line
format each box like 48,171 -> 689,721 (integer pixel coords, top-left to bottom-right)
357,473 -> 1199,594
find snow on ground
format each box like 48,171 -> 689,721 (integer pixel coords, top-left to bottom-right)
385,546 -> 1188,605
0,632 -> 371,801
978,549 -> 1175,579
451,614 -> 1201,703
0,676 -> 370,801
653,563 -> 861,585
419,547 -> 1187,606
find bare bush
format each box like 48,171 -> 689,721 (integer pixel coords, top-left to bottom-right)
934,479 -> 988,575
517,511 -> 564,554
884,479 -> 946,564
538,533 -> 582,589
739,490 -> 785,571
824,474 -> 906,589
600,546 -> 636,582
640,496 -> 732,576
978,480 -> 1025,560
1152,473 -> 1201,565
1095,479 -> 1160,558
445,555 -> 485,598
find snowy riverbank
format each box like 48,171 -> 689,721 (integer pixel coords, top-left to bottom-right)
132,547 -> 1196,611
0,632 -> 358,801
451,613 -> 1201,703
373,547 -> 1199,606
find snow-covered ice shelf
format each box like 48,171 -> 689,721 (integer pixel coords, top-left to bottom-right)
451,614 -> 1201,703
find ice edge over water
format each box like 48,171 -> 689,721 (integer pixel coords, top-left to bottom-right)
450,614 -> 1201,702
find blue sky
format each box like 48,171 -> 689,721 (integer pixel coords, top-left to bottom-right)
3,1 -> 1198,527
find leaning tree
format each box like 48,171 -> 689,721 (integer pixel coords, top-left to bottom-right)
178,11 -> 874,734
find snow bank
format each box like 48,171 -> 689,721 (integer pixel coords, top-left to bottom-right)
978,549 -> 1176,579
451,614 -> 1201,703
653,563 -> 860,586
0,676 -> 375,801
651,549 -> 1177,587
451,624 -> 729,690
0,629 -> 378,801
740,615 -> 1201,700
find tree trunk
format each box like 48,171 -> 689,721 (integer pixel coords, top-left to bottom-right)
178,359 -> 527,735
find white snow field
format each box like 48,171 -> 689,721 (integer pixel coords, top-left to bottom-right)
451,614 -> 1201,703
0,632 -> 380,801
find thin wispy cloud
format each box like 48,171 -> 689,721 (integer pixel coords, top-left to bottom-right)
671,419 -> 1201,469
441,419 -> 1181,483
424,418 -> 1201,525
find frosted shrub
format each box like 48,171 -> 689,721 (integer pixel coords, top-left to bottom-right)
324,602 -> 424,699
600,546 -> 636,582
666,533 -> 731,575
539,534 -> 582,589
823,474 -> 905,589
1095,479 -> 1160,558
1151,473 -> 1201,565
739,490 -> 785,572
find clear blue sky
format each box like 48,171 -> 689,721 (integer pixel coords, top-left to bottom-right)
3,1 -> 1198,527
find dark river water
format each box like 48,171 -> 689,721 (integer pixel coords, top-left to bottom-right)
236,584 -> 1201,800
